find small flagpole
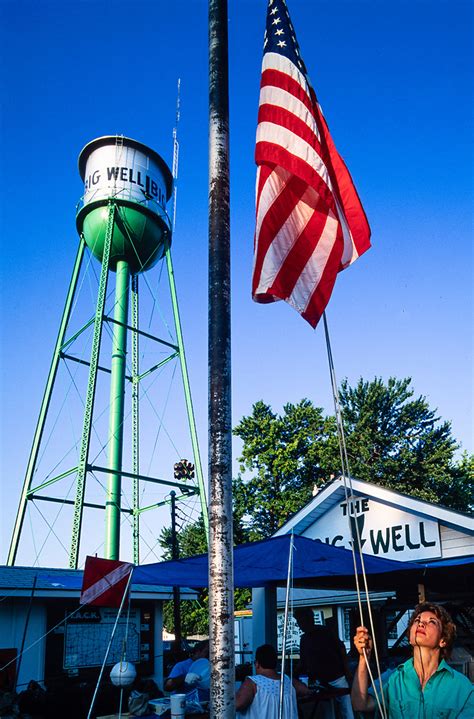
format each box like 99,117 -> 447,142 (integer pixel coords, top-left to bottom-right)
279,533 -> 294,719
86,571 -> 133,719
208,0 -> 234,718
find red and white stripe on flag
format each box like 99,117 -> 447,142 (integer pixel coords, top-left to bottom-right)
80,556 -> 133,608
252,0 -> 371,328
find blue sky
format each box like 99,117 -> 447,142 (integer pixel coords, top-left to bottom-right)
0,0 -> 472,565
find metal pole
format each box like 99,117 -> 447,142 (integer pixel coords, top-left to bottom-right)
7,237 -> 86,565
105,259 -> 130,559
170,491 -> 182,644
131,274 -> 140,564
208,0 -> 234,716
166,249 -> 209,541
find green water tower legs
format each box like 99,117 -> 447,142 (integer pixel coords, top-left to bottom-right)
105,259 -> 130,559
166,248 -> 209,541
7,237 -> 86,566
70,201 -> 115,568
9,137 -> 208,567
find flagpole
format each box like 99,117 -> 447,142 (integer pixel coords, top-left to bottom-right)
86,571 -> 133,719
208,0 -> 234,718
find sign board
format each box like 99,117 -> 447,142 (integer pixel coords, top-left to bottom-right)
64,607 -> 141,669
82,142 -> 168,214
305,496 -> 441,561
277,609 -> 323,652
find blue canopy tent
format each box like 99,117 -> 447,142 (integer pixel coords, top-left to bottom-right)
38,535 -> 473,594
132,535 -> 429,591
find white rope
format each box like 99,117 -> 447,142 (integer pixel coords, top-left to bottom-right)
279,532 -> 294,719
322,312 -> 388,719
86,570 -> 133,719
116,584 -> 133,719
363,648 -> 387,719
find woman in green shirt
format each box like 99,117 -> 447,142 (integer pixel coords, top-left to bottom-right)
351,602 -> 473,718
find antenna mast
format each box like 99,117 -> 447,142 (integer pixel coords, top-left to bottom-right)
172,78 -> 181,229
167,78 -> 210,540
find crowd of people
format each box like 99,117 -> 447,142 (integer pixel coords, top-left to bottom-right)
165,602 -> 473,718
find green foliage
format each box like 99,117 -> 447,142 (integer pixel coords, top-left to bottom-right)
332,377 -> 461,502
233,378 -> 472,540
160,516 -> 209,635
233,399 -> 333,539
163,590 -> 210,636
160,515 -> 251,635
439,452 -> 474,512
159,377 -> 472,634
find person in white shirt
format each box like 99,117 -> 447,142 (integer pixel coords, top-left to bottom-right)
236,644 -> 309,719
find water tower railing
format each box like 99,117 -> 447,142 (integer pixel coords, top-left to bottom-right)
75,193 -> 172,233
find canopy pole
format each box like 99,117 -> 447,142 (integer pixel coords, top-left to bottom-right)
208,0 -> 234,717
279,533 -> 294,719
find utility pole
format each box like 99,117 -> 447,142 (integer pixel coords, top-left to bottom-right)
170,491 -> 182,645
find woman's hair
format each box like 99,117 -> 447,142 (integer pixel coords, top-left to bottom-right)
408,602 -> 456,659
255,644 -> 278,670
294,607 -> 315,632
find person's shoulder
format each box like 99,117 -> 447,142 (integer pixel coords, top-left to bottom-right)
440,660 -> 474,687
242,675 -> 258,684
245,675 -> 261,690
169,657 -> 192,676
381,659 -> 411,690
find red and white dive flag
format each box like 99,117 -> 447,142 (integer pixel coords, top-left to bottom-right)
80,556 -> 133,608
252,0 -> 371,328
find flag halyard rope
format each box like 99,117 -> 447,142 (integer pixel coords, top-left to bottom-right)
322,312 -> 388,719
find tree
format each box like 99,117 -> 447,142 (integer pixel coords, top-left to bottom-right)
332,377 -> 467,504
160,515 -> 251,635
160,517 -> 209,635
443,452 -> 474,512
233,378 -> 472,539
233,399 -> 334,539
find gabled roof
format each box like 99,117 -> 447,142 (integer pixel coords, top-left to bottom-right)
0,565 -> 198,600
274,476 -> 474,537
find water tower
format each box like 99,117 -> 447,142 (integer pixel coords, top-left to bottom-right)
8,135 -> 208,568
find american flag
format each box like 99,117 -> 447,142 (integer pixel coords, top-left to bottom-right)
252,0 -> 371,328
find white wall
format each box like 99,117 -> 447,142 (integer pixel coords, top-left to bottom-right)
0,599 -> 46,689
439,525 -> 474,558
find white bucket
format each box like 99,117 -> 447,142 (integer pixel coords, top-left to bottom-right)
170,693 -> 186,718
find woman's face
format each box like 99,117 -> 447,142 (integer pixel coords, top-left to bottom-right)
409,611 -> 445,652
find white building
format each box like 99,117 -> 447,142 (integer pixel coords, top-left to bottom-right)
252,477 -> 474,675
0,566 -> 197,694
